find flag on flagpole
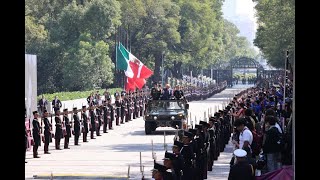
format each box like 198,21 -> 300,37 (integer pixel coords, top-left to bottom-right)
117,42 -> 153,89
117,43 -> 134,78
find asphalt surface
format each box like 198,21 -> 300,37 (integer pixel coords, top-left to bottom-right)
25,84 -> 253,179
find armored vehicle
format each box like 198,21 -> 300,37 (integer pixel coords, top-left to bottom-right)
144,99 -> 189,134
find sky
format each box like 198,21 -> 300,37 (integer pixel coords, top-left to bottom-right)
222,0 -> 260,52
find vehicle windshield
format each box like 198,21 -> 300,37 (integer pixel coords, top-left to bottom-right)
148,101 -> 185,112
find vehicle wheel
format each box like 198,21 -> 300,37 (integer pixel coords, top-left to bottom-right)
145,122 -> 152,135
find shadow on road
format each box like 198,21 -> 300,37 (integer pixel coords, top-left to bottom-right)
107,143 -> 168,152
129,129 -> 177,136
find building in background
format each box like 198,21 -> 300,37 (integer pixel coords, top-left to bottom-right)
25,54 -> 37,118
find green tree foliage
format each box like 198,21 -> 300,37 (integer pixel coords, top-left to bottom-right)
62,34 -> 114,91
26,0 -> 258,94
253,0 -> 294,68
25,0 -> 120,94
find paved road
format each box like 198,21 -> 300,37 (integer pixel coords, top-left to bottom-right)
25,84 -> 253,179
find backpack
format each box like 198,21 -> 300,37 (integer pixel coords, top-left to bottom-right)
273,127 -> 286,152
251,130 -> 263,156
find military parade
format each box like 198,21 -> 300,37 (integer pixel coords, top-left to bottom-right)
25,0 -> 294,179
26,78 -> 228,161
25,72 -> 293,179
147,75 -> 293,180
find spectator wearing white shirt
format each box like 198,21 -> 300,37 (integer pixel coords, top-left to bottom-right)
234,118 -> 253,151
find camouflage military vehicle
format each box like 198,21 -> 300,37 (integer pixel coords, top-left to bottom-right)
144,99 -> 189,135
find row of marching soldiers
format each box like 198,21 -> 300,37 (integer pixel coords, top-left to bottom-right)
150,108 -> 234,180
25,90 -> 149,161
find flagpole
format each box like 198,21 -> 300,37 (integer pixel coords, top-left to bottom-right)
119,26 -> 122,88
127,24 -> 129,50
115,26 -> 118,87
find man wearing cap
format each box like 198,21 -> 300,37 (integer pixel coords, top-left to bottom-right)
208,117 -> 216,171
172,142 -> 185,180
73,107 -> 81,145
124,93 -> 131,122
139,90 -> 145,117
54,110 -> 63,150
115,94 -> 121,125
193,124 -> 205,180
32,111 -> 41,158
228,149 -> 255,180
120,92 -> 126,124
89,107 -> 96,139
163,152 -> 178,180
132,91 -> 138,119
43,110 -> 52,154
96,106 -> 103,136
107,98 -> 114,130
151,162 -> 167,180
180,131 -> 195,180
102,102 -> 109,133
63,109 -> 71,149
103,89 -> 110,101
81,106 -> 89,142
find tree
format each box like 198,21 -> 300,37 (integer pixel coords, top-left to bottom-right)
62,33 -> 114,91
253,0 -> 294,68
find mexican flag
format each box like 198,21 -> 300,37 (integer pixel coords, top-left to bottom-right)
116,43 -> 153,90
116,43 -> 134,78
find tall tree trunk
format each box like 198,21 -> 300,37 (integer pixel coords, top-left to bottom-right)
153,53 -> 162,83
172,62 -> 182,79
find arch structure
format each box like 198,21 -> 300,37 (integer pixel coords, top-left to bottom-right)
208,56 -> 265,87
205,57 -> 283,87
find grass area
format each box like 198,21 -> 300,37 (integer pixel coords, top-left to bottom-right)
37,88 -> 122,102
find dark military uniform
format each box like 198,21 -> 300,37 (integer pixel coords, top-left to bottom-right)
151,86 -> 161,100
43,116 -> 52,153
228,161 -> 255,180
132,94 -> 137,119
120,96 -> 126,124
107,100 -> 114,129
207,123 -> 216,171
32,117 -> 41,158
134,92 -> 140,118
63,113 -> 71,149
180,144 -> 194,180
173,90 -> 184,100
102,104 -> 108,133
139,91 -> 144,117
89,109 -> 96,139
115,98 -> 121,126
73,109 -> 81,145
96,107 -> 102,136
54,115 -> 63,150
124,95 -> 130,122
82,109 -> 89,142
